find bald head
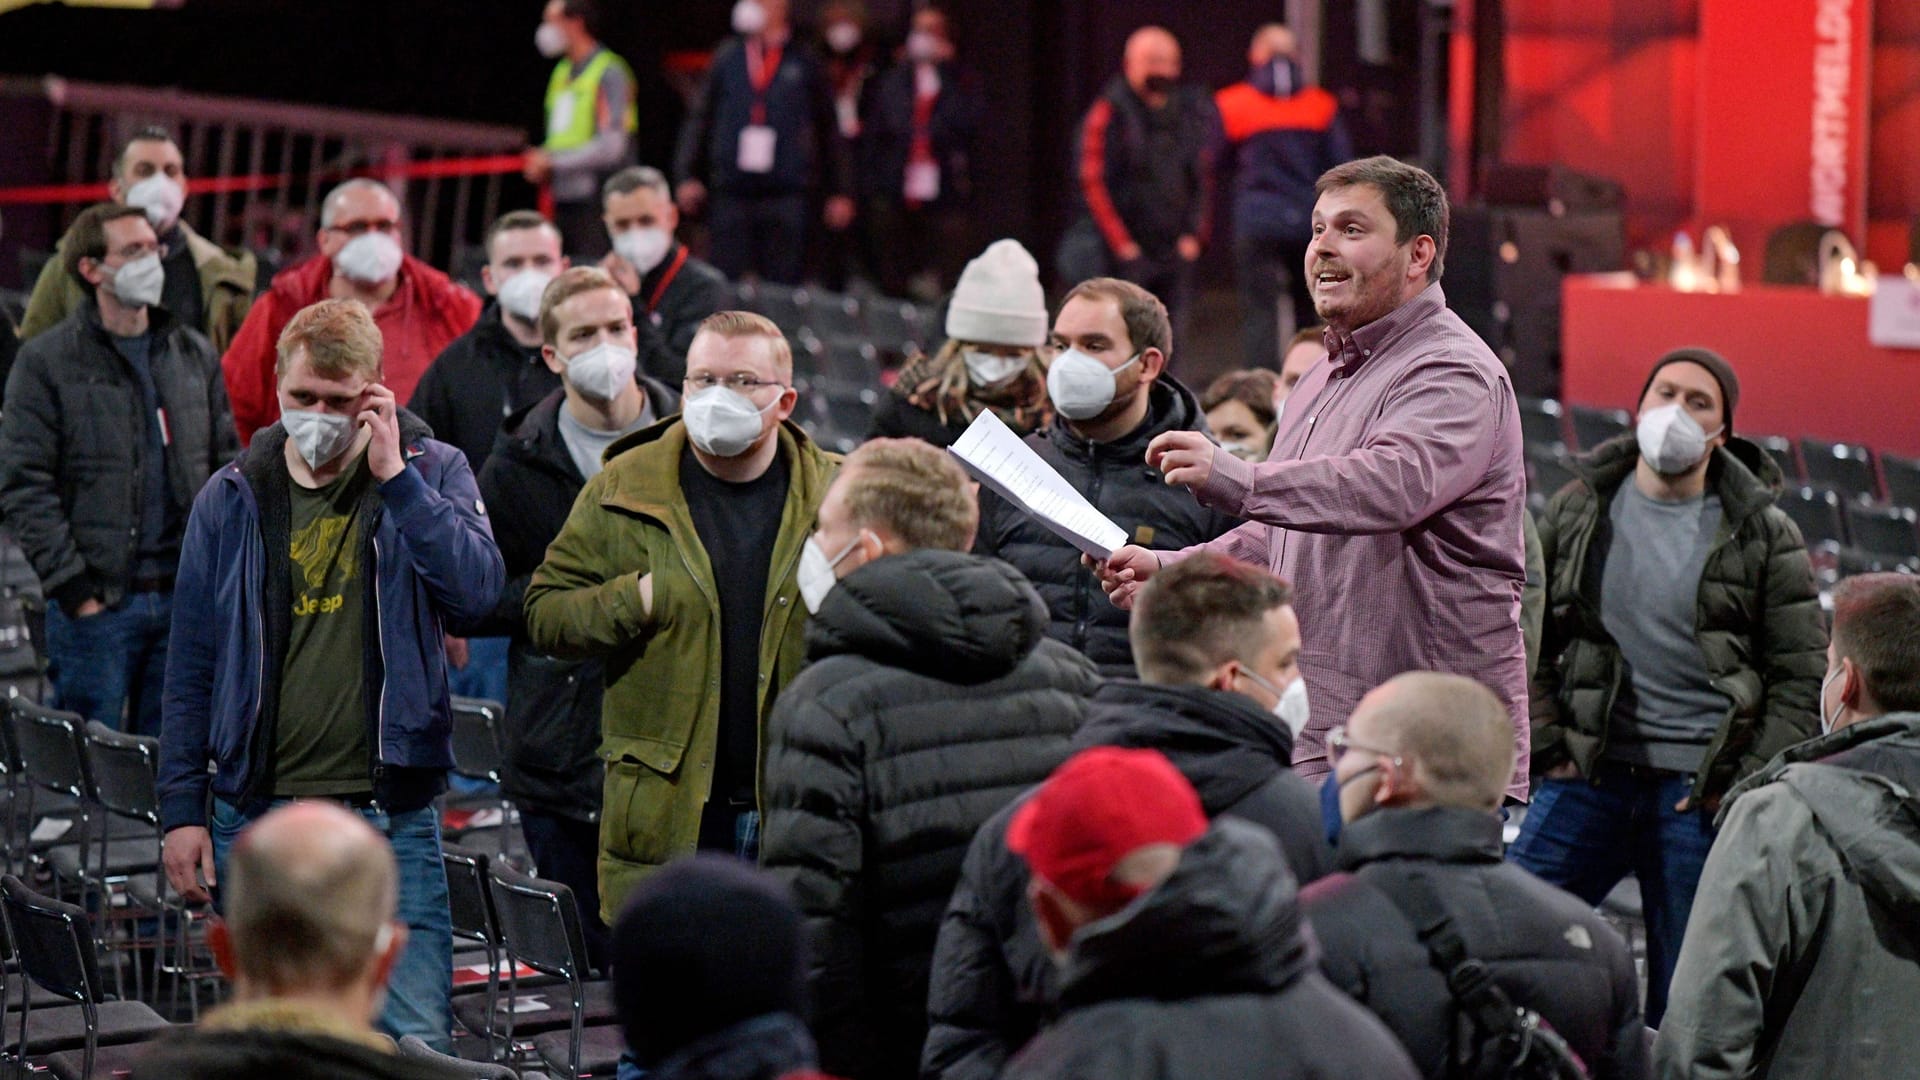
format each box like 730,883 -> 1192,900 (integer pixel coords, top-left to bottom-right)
1123,27 -> 1181,100
1349,672 -> 1513,811
1249,23 -> 1296,65
225,801 -> 399,994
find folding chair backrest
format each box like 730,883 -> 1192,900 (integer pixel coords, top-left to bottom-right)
82,721 -> 160,827
0,874 -> 98,1004
9,699 -> 88,801
397,1035 -> 521,1079
487,859 -> 587,983
442,845 -> 497,948
448,698 -> 505,785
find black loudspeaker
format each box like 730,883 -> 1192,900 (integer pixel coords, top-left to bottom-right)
1481,164 -> 1624,214
1448,205 -> 1626,399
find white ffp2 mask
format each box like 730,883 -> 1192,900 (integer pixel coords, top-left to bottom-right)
283,409 -> 356,470
1046,348 -> 1140,420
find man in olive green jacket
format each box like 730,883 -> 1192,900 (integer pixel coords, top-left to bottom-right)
19,129 -> 257,354
524,310 -> 837,922
1510,348 -> 1824,1027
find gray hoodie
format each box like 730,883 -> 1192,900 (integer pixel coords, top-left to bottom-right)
1655,712 -> 1920,1078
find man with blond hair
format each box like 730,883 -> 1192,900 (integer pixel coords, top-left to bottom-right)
527,309 -> 837,915
159,298 -> 504,1051
759,438 -> 1099,1079
133,802 -> 460,1079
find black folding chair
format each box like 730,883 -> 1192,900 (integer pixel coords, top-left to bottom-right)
1800,437 -> 1881,502
1778,486 -> 1849,549
1842,503 -> 1920,561
397,1035 -> 532,1079
488,861 -> 622,1078
1568,404 -> 1629,451
1751,435 -> 1804,485
1517,396 -> 1567,453
1883,453 -> 1920,511
0,875 -> 170,1080
446,698 -> 517,860
83,722 -> 215,1018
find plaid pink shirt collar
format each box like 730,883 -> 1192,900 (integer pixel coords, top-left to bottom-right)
1322,282 -> 1449,376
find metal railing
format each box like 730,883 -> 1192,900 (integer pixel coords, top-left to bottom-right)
2,76 -> 531,277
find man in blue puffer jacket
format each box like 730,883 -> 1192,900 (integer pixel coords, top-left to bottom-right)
158,298 -> 503,1052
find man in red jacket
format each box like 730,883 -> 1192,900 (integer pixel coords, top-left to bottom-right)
221,179 -> 480,444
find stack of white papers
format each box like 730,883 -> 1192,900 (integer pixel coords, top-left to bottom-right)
949,410 -> 1128,559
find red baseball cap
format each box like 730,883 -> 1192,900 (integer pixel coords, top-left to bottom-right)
1007,746 -> 1208,911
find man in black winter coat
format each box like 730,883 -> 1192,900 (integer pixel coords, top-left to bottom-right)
0,202 -> 237,735
922,551 -> 1330,1080
758,438 -> 1101,1080
974,277 -> 1236,676
471,266 -> 679,969
408,211 -> 570,474
1302,672 -> 1649,1080
999,746 -> 1416,1080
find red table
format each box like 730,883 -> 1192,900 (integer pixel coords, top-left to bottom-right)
1560,277 -> 1920,458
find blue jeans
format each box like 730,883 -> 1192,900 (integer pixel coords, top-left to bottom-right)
1507,764 -> 1717,1026
448,635 -> 509,705
211,796 -> 454,1051
45,592 -> 171,735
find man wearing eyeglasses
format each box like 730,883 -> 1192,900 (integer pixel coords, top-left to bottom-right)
221,179 -> 482,445
526,309 -> 838,927
17,127 -> 258,355
1300,672 -> 1648,1080
0,202 -> 238,736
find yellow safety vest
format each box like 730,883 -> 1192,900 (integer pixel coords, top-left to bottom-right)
543,48 -> 639,151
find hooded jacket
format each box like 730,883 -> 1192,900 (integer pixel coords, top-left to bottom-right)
975,376 -> 1238,676
523,418 -> 838,921
472,380 -> 679,821
922,681 -> 1331,1080
1655,712 -> 1920,1079
157,410 -> 504,830
1530,433 -> 1825,800
1001,818 -> 1417,1080
221,253 -> 482,444
758,549 -> 1099,1080
1299,806 -> 1648,1080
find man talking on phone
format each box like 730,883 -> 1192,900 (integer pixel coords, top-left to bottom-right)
158,298 -> 504,1052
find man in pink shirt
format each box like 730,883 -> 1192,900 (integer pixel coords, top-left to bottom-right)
1096,155 -> 1530,801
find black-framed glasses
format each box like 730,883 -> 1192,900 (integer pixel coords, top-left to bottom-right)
1327,725 -> 1402,769
326,218 -> 400,237
684,372 -> 787,393
108,242 -> 167,261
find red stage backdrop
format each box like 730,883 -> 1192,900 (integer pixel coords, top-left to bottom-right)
1695,0 -> 1873,262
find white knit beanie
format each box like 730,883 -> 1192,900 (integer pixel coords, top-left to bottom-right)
945,239 -> 1048,348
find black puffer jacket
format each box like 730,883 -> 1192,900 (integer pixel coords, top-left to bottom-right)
1300,806 -> 1649,1080
922,680 -> 1333,1080
0,300 -> 236,609
1531,434 -> 1825,800
758,549 -> 1099,1080
407,304 -> 561,474
472,381 -> 679,820
974,377 -> 1237,676
1001,818 -> 1418,1080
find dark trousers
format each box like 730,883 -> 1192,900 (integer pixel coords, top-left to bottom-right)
1055,218 -> 1194,367
864,198 -> 971,299
520,809 -> 609,973
709,192 -> 809,285
1235,230 -> 1315,370
1507,762 -> 1717,1026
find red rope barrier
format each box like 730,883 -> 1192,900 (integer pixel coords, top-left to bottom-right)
0,153 -> 533,207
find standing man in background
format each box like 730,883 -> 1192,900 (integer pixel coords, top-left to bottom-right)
597,167 -> 729,386
526,0 -> 637,260
18,127 -> 257,354
1055,26 -> 1217,348
1216,24 -> 1350,370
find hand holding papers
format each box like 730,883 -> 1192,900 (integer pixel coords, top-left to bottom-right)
949,410 -> 1128,559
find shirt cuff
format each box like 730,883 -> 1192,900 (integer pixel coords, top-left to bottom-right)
1197,445 -> 1256,515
